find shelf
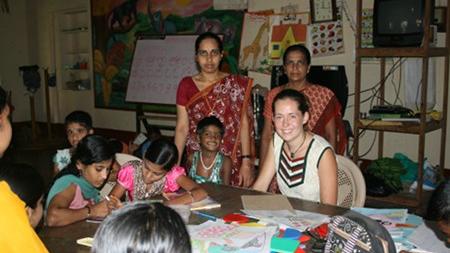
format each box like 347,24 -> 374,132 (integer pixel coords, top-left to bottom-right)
64,68 -> 89,71
55,7 -> 92,91
357,47 -> 449,57
61,28 -> 88,34
65,52 -> 89,55
353,0 -> 449,211
357,119 -> 443,134
63,10 -> 87,15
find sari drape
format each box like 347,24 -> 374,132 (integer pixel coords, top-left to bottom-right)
183,75 -> 254,185
264,84 -> 347,155
45,175 -> 100,209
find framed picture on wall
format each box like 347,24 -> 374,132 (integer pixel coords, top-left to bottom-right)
90,0 -> 243,111
310,0 -> 337,23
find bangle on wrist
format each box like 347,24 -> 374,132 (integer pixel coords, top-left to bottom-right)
241,155 -> 251,160
85,206 -> 91,218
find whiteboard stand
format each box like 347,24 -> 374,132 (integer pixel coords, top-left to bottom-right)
125,35 -> 198,135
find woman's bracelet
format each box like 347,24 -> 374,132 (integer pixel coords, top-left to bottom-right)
85,206 -> 91,218
187,191 -> 195,203
241,155 -> 251,160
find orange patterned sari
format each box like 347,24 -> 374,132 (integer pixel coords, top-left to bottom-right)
264,84 -> 347,155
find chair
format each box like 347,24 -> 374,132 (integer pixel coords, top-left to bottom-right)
336,155 -> 366,208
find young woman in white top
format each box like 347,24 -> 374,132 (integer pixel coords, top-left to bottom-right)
253,89 -> 338,205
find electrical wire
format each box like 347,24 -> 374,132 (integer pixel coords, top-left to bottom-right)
341,0 -> 356,35
347,58 -> 407,158
359,131 -> 378,158
347,58 -> 406,109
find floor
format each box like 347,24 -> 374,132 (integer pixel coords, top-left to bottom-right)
4,122 -> 434,217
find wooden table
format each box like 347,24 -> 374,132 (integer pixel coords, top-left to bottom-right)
39,183 -> 348,253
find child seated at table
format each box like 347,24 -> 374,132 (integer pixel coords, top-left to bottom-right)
0,86 -> 48,252
0,162 -> 45,229
108,138 -> 207,207
187,116 -> 231,185
92,202 -> 191,253
46,135 -> 115,227
128,125 -> 162,159
426,179 -> 450,244
98,138 -> 127,198
52,110 -> 94,175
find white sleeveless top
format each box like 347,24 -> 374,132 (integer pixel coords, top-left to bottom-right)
274,133 -> 332,202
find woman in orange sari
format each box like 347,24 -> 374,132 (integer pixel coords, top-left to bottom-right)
259,44 -> 347,188
175,32 -> 255,187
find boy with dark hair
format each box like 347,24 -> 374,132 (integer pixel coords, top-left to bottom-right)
53,110 -> 94,174
0,162 -> 45,228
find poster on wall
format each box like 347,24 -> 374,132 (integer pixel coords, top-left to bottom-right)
269,23 -> 308,64
91,0 -> 243,110
361,8 -> 373,48
239,13 -> 270,74
307,20 -> 344,57
266,12 -> 310,66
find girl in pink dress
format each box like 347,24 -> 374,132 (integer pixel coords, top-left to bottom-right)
109,139 -> 207,206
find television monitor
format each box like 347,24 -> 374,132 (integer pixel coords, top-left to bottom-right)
373,0 -> 434,47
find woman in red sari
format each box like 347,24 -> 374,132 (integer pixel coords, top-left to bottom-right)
260,44 -> 347,172
175,32 -> 255,187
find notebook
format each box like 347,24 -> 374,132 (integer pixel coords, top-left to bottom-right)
164,192 -> 221,211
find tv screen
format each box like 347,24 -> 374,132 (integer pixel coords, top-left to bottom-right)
373,0 -> 433,47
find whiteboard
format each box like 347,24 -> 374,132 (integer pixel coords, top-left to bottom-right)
125,35 -> 198,105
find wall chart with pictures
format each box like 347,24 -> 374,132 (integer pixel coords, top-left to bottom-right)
308,21 -> 344,57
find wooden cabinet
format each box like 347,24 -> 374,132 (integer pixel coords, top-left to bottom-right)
54,8 -> 91,90
353,0 -> 449,207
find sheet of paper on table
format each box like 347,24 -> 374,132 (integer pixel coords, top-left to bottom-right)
407,223 -> 449,253
242,209 -> 329,231
188,220 -> 277,253
241,195 -> 294,212
351,207 -> 408,224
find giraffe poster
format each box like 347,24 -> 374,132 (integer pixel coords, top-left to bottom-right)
239,13 -> 270,74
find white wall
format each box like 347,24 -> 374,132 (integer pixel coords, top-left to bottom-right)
0,0 -> 37,122
3,0 -> 450,168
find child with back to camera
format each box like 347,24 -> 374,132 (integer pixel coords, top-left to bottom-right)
92,202 -> 191,253
0,162 -> 45,229
188,116 -> 231,185
109,138 -> 207,207
46,135 -> 115,227
53,110 -> 94,175
426,179 -> 450,245
0,86 -> 48,252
